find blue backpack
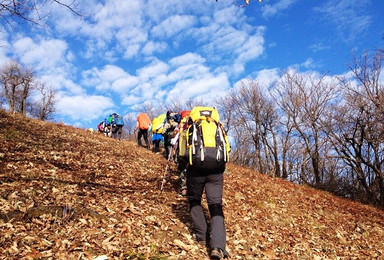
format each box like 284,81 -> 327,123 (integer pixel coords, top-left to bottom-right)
173,113 -> 181,123
116,115 -> 124,126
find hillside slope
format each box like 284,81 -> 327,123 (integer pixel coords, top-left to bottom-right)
0,109 -> 384,259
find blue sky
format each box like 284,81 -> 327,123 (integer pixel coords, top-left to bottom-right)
1,0 -> 383,130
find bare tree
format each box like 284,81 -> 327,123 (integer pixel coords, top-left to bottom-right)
324,49 -> 384,206
29,81 -> 55,120
0,60 -> 34,115
121,113 -> 136,141
1,0 -> 81,27
216,95 -> 235,134
140,101 -> 158,122
217,80 -> 280,176
18,67 -> 33,115
275,70 -> 339,186
160,97 -> 206,116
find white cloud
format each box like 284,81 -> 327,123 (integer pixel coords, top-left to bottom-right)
82,65 -> 139,93
209,28 -> 247,55
41,74 -> 84,95
235,27 -> 265,64
111,76 -> 139,93
261,0 -> 298,18
121,94 -> 142,106
233,68 -> 280,91
12,36 -> 70,72
309,42 -> 331,52
4,0 -> 378,131
167,72 -> 229,101
189,22 -> 220,45
137,60 -> 170,81
120,52 -> 226,108
255,68 -> 280,86
98,65 -> 127,81
209,26 -> 265,76
0,31 -> 10,67
300,58 -> 318,69
169,52 -> 206,67
189,9 -> 265,74
145,0 -> 213,23
50,0 -> 148,60
168,63 -> 209,82
142,41 -> 168,56
92,1 -> 143,35
56,95 -> 115,122
116,27 -> 148,47
314,0 -> 372,42
213,5 -> 245,25
124,44 -> 141,59
151,15 -> 197,38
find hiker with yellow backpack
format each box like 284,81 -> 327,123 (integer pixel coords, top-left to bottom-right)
180,106 -> 230,259
175,110 -> 191,196
151,113 -> 166,153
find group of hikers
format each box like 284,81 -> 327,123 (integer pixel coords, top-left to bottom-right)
136,106 -> 231,259
94,107 -> 230,259
97,113 -> 125,140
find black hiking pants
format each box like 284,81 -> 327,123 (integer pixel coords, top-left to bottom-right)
163,133 -> 172,159
137,129 -> 149,147
112,125 -> 122,140
153,139 -> 160,152
186,170 -> 226,251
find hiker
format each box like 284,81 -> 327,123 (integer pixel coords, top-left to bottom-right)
136,112 -> 151,148
97,121 -> 105,134
108,113 -> 117,138
176,110 -> 190,196
110,113 -> 124,140
183,107 -> 230,259
162,111 -> 180,159
103,118 -> 111,137
151,114 -> 165,153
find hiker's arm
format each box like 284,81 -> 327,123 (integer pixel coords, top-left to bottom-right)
162,123 -> 169,135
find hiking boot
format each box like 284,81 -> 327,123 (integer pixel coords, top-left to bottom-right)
192,233 -> 206,245
210,248 -> 225,259
198,239 -> 206,245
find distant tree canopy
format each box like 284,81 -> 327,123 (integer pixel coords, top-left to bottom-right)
0,60 -> 56,120
214,48 -> 384,207
0,0 -> 80,27
0,60 -> 33,115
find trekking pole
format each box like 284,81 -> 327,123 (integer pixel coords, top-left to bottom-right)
160,148 -> 173,191
160,135 -> 179,191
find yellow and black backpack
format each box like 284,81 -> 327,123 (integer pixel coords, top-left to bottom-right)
185,106 -> 230,171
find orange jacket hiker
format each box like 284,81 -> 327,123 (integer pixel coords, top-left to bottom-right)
136,113 -> 151,130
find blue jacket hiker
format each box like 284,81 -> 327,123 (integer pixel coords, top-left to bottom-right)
151,114 -> 165,153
